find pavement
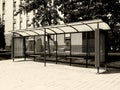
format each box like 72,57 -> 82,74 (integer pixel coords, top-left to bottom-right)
0,58 -> 120,90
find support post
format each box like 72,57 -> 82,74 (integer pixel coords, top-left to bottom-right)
70,33 -> 72,66
44,29 -> 46,66
56,34 -> 58,64
95,23 -> 100,74
47,34 -> 51,57
33,36 -> 35,61
23,37 -> 26,61
12,0 -> 15,62
86,32 -> 89,68
12,36 -> 14,62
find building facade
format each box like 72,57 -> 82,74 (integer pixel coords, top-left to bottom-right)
0,0 -> 13,48
0,0 -> 35,49
13,0 -> 35,30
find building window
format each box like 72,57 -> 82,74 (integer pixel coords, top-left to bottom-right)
27,15 -> 29,21
3,0 -> 5,4
2,13 -> 5,20
2,20 -> 5,25
2,2 -> 5,14
20,17 -> 22,23
13,23 -> 16,30
13,1 -> 16,12
13,19 -> 16,24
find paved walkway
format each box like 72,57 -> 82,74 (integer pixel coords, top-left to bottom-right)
0,58 -> 120,90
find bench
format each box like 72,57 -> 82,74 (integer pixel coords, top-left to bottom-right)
29,54 -> 43,61
66,56 -> 93,67
26,51 -> 95,67
0,51 -> 11,59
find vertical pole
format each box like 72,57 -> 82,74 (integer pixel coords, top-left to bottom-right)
12,0 -> 15,61
86,32 -> 89,68
44,29 -> 46,66
12,36 -> 14,62
33,36 -> 35,61
95,22 -> 100,74
70,33 -> 72,66
23,37 -> 26,61
56,34 -> 58,64
47,34 -> 51,57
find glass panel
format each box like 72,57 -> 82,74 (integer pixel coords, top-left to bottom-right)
88,23 -> 97,30
46,28 -> 55,34
71,33 -> 83,53
13,20 -> 110,37
17,32 -> 29,36
25,31 -> 38,36
50,28 -> 64,33
99,22 -> 110,30
73,25 -> 92,32
88,22 -> 110,30
65,34 -> 70,38
33,30 -> 45,35
59,26 -> 77,33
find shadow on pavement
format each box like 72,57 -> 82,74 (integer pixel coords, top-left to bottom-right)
100,68 -> 120,74
14,60 -> 34,62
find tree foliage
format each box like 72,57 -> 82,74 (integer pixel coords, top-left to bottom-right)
54,0 -> 120,25
54,0 -> 120,52
16,0 -> 63,26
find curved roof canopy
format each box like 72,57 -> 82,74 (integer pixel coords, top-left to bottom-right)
11,19 -> 110,37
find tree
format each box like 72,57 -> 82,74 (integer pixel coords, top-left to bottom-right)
15,0 -> 63,27
0,19 -> 6,50
54,0 -> 120,24
54,0 -> 120,52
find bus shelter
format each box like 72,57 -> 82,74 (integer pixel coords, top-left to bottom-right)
11,19 -> 110,73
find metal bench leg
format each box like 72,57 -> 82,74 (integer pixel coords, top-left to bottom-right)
86,58 -> 88,68
70,58 -> 72,66
56,59 -> 58,64
33,56 -> 35,61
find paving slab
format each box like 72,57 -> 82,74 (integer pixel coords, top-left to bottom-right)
0,58 -> 120,90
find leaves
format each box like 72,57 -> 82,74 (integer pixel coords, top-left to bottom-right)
15,0 -> 63,26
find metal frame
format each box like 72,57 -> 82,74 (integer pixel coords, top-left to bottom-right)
95,23 -> 100,73
11,19 -> 110,73
56,34 -> 58,64
85,32 -> 89,68
44,29 -> 46,66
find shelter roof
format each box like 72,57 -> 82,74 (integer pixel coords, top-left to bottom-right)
11,19 -> 110,37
